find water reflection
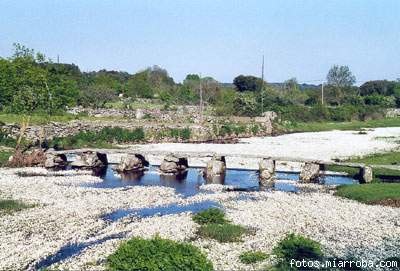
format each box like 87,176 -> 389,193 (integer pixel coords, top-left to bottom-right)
83,165 -> 358,196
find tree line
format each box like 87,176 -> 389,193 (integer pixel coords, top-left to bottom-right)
0,43 -> 399,122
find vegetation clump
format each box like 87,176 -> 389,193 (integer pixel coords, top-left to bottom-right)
192,208 -> 248,243
239,251 -> 269,264
107,236 -> 213,271
0,199 -> 33,215
197,223 -> 247,243
268,233 -> 323,270
273,233 -> 323,263
192,208 -> 227,225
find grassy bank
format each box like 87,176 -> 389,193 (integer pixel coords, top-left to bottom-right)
335,183 -> 400,207
282,117 -> 400,133
348,151 -> 400,165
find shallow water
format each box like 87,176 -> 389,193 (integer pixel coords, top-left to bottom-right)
35,233 -> 126,270
84,165 -> 358,197
102,200 -> 222,222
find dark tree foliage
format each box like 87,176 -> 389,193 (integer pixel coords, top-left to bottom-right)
359,80 -> 397,96
233,75 -> 264,92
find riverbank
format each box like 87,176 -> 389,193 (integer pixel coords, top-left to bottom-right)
0,167 -> 399,270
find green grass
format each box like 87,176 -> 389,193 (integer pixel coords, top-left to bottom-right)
0,199 -> 33,214
0,151 -> 12,167
192,208 -> 227,225
348,151 -> 400,165
239,251 -> 269,264
282,118 -> 400,133
335,183 -> 400,206
327,164 -> 400,183
107,236 -> 213,271
197,223 -> 247,242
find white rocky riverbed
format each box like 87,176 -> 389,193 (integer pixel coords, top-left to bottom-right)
128,127 -> 400,169
0,167 -> 399,271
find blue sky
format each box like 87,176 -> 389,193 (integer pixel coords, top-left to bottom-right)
0,0 -> 399,84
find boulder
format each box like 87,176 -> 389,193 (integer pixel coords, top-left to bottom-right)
204,155 -> 226,178
71,151 -> 108,168
360,166 -> 373,183
259,158 -> 275,186
299,162 -> 320,183
44,152 -> 68,168
159,154 -> 188,174
116,154 -> 149,172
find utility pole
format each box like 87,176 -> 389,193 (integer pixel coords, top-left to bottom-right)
57,54 -> 59,64
321,83 -> 324,105
199,73 -> 203,124
261,55 -> 265,115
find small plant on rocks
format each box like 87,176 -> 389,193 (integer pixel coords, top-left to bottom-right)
192,208 -> 227,225
107,236 -> 213,271
197,223 -> 247,243
239,251 -> 269,264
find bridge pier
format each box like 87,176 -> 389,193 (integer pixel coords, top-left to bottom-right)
258,158 -> 276,186
359,166 -> 373,183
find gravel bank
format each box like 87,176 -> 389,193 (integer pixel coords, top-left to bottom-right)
128,127 -> 400,168
0,167 -> 399,270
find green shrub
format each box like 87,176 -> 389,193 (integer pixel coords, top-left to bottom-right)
107,236 -> 213,271
273,233 -> 323,263
251,124 -> 260,135
197,223 -> 247,242
239,251 -> 268,264
192,208 -> 227,225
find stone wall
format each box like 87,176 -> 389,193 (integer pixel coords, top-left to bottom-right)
1,115 -> 275,143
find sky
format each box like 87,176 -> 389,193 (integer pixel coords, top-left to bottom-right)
0,0 -> 399,84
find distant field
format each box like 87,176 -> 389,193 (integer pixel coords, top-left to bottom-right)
283,118 -> 400,133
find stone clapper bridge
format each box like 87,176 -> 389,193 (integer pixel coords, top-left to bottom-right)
56,149 -> 375,184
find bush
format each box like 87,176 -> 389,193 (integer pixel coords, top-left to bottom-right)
107,236 -> 213,271
239,251 -> 268,264
192,208 -> 227,225
197,223 -> 247,242
273,233 -> 323,264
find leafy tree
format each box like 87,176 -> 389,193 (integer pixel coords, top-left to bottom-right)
214,88 -> 237,116
80,84 -> 117,108
233,75 -> 264,92
359,80 -> 397,96
233,92 -> 258,116
125,70 -> 153,98
326,65 -> 356,87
